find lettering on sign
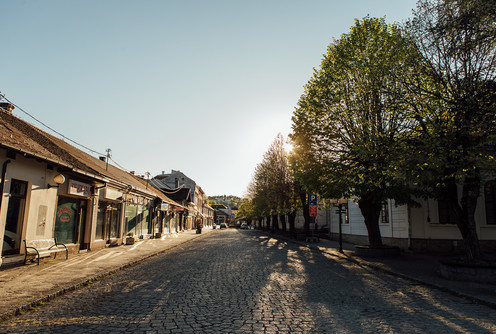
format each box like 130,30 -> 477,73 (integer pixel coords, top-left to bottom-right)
309,194 -> 318,206
69,180 -> 91,197
57,205 -> 74,222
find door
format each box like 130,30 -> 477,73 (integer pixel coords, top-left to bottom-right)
2,179 -> 27,256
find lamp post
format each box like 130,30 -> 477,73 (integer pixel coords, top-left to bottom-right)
331,198 -> 347,253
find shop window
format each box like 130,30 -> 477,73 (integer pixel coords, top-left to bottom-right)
126,205 -> 138,235
484,181 -> 496,225
97,201 -> 121,240
437,198 -> 458,224
55,197 -> 80,244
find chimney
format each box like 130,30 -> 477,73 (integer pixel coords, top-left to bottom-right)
130,171 -> 135,175
99,156 -> 106,162
0,102 -> 14,114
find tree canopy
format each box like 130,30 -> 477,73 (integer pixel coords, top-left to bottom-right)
290,17 -> 418,247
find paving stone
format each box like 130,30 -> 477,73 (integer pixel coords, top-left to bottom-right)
1,230 -> 496,333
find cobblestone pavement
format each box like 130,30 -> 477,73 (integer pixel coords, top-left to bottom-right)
1,229 -> 496,333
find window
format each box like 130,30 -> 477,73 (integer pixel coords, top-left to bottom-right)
437,198 -> 458,224
484,181 -> 496,225
55,197 -> 79,244
96,201 -> 121,240
380,201 -> 389,224
338,202 -> 349,224
3,179 -> 28,255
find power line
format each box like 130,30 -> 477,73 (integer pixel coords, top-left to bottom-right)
0,93 -> 106,157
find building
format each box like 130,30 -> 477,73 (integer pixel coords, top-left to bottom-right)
152,170 -> 207,229
288,193 -> 496,253
0,103 -> 180,265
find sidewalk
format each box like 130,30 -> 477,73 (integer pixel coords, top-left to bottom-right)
278,233 -> 496,309
0,228 -> 214,321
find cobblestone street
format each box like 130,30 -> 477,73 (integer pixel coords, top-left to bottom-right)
1,229 -> 496,333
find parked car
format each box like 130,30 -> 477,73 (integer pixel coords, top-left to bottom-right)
212,224 -> 217,229
240,223 -> 248,229
220,223 -> 227,229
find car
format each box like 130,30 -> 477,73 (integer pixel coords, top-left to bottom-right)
212,224 -> 217,229
219,223 -> 227,229
240,223 -> 248,229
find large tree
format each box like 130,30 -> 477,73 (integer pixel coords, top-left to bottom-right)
291,17 -> 418,247
405,0 -> 496,261
248,134 -> 301,234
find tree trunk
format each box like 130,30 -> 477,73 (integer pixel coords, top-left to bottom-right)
266,215 -> 271,231
299,190 -> 310,234
279,214 -> 287,234
358,194 -> 383,248
455,177 -> 482,261
272,214 -> 279,233
288,211 -> 296,237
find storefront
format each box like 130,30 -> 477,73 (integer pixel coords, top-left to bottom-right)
124,193 -> 153,239
95,187 -> 124,245
54,179 -> 90,251
96,200 -> 121,242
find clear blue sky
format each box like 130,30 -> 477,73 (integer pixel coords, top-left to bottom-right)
1,0 -> 418,197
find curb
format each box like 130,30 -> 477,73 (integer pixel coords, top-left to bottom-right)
0,230 -> 214,323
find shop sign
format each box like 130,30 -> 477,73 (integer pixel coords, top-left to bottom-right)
69,180 -> 91,197
104,187 -> 123,200
57,204 -> 74,222
161,203 -> 169,211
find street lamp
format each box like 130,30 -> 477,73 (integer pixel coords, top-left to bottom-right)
331,198 -> 348,253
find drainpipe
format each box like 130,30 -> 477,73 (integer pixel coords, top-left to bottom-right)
0,160 -> 11,213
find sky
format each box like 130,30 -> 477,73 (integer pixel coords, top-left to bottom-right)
0,0 -> 418,197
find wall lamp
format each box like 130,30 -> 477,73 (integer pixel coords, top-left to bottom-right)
47,174 -> 66,189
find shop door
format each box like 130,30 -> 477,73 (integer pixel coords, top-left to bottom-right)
2,179 -> 27,256
105,204 -> 119,240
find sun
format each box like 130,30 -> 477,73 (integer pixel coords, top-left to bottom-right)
283,142 -> 293,153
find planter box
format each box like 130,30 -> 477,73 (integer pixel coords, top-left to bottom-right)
355,245 -> 401,257
439,261 -> 496,283
125,236 -> 136,245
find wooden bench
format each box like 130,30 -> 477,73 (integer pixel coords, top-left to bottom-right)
23,239 -> 68,265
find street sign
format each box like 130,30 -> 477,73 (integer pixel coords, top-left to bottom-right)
309,194 -> 317,206
309,205 -> 317,217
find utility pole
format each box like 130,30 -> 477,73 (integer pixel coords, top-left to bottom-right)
105,148 -> 111,171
